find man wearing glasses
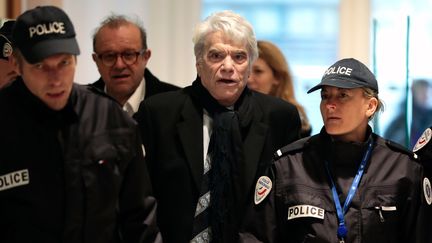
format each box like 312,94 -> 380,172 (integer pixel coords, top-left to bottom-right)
91,14 -> 179,116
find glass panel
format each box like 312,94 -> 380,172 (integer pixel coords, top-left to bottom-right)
372,0 -> 432,148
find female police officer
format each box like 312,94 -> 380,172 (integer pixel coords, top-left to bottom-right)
243,58 -> 429,243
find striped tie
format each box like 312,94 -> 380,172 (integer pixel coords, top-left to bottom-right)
191,146 -> 212,243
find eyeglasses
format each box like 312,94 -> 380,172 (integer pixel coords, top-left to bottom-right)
95,49 -> 146,67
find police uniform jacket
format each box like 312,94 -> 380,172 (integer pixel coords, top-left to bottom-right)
0,78 -> 160,243
244,126 -> 428,243
134,77 -> 301,243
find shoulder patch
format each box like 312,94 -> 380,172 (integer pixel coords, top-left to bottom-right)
423,177 -> 432,205
254,176 -> 272,205
274,136 -> 310,160
413,128 -> 432,152
385,139 -> 418,160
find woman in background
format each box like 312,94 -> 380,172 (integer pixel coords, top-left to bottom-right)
248,40 -> 311,137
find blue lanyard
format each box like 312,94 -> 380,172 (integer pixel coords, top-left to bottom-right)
324,141 -> 373,242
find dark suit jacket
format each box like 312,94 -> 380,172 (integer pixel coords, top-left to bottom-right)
91,68 -> 179,100
134,80 -> 301,243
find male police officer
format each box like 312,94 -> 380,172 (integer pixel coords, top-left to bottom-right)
0,6 -> 160,243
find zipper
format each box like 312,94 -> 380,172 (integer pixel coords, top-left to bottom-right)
375,206 -> 385,222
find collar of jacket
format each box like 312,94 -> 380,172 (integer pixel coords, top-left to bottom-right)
14,77 -> 78,126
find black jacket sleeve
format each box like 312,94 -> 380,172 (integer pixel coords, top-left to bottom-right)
117,124 -> 162,243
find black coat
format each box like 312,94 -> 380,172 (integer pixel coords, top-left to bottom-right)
134,78 -> 301,243
92,68 -> 179,100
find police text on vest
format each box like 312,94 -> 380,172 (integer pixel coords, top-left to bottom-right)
0,169 -> 29,191
288,204 -> 325,220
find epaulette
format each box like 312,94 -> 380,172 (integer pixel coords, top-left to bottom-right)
273,136 -> 310,160
385,139 -> 419,161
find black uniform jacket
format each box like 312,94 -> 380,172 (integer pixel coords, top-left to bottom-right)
0,78 -> 160,243
244,127 -> 429,243
134,78 -> 301,243
92,68 -> 179,99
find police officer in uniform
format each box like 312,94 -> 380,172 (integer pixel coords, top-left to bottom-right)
0,6 -> 160,243
244,58 -> 428,242
0,19 -> 17,88
413,128 -> 432,243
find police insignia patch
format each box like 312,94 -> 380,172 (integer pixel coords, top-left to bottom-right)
413,128 -> 432,152
254,176 -> 272,205
2,42 -> 12,58
423,177 -> 432,205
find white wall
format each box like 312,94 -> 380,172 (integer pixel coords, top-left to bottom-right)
145,0 -> 201,87
0,1 -> 6,18
339,0 -> 371,65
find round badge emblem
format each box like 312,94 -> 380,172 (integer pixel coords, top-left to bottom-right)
2,42 -> 12,58
423,177 -> 432,205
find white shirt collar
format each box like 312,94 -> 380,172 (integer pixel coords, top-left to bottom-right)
105,77 -> 146,116
125,77 -> 146,115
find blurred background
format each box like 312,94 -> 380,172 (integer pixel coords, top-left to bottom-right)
2,0 -> 432,148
